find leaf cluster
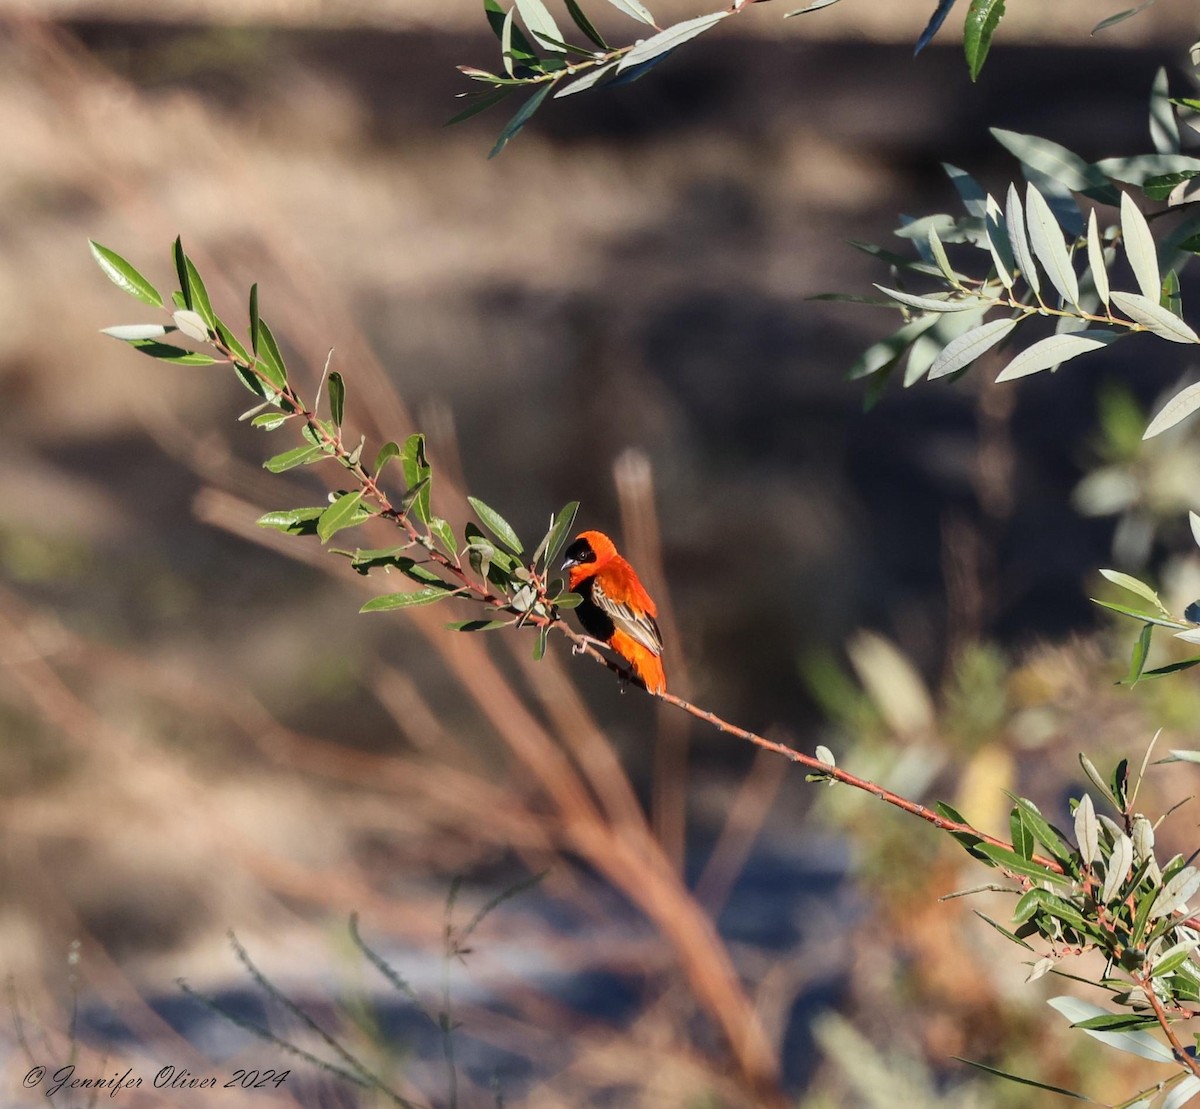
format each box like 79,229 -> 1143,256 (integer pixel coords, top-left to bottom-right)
840,81 -> 1200,438
91,238 -> 584,660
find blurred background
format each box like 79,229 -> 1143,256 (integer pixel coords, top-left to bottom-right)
2,1 -> 1200,1105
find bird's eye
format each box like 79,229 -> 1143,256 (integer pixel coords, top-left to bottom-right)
563,538 -> 595,565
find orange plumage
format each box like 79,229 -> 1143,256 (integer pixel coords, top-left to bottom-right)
561,530 -> 666,694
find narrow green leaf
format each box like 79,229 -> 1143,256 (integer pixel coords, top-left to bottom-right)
397,476 -> 431,519
489,82 -> 556,159
1048,997 -> 1174,1063
976,843 -> 1070,885
429,516 -> 458,559
983,195 -> 1016,289
263,445 -> 325,473
992,129 -> 1117,200
249,283 -> 260,355
1005,183 -> 1040,296
554,61 -> 619,98
1144,170 -> 1200,201
361,587 -> 457,612
317,491 -> 364,544
847,315 -> 941,380
1091,0 -> 1159,35
927,316 -> 1019,380
1150,67 -> 1181,155
447,619 -> 510,632
1140,657 -> 1200,679
872,286 -> 984,313
89,241 -> 164,308
785,0 -> 841,14
1091,598 -> 1188,628
533,623 -> 549,660
173,237 -> 192,310
251,411 -> 291,430
563,0 -> 608,47
1151,939 -> 1198,977
214,318 -> 252,366
952,1057 -> 1093,1100
926,227 -> 958,284
535,500 -> 580,570
328,371 -> 345,427
255,319 -> 289,391
1072,1013 -> 1160,1032
173,309 -> 208,342
446,87 -> 517,127
468,496 -> 524,554
514,0 -> 565,52
100,324 -> 173,341
1025,183 -> 1079,305
552,591 -> 583,609
1149,867 -> 1200,919
1079,754 -> 1120,810
183,256 -> 215,329
1124,622 -> 1154,686
1086,209 -> 1111,307
616,12 -> 728,73
972,911 -> 1035,950
1010,807 -> 1035,860
1120,192 -> 1161,301
994,330 -> 1118,382
1098,569 -> 1165,611
1011,797 -> 1072,864
257,506 -> 326,534
1102,834 -> 1133,903
963,0 -> 1005,82
598,0 -> 656,25
1144,381 -> 1200,439
125,339 -> 218,366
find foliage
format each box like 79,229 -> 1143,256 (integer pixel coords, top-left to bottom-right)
834,75 -> 1200,437
453,0 -> 1167,154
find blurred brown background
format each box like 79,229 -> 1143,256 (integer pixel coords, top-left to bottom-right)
2,1 -> 1200,1106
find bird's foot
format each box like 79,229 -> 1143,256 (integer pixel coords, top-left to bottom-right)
571,635 -> 607,656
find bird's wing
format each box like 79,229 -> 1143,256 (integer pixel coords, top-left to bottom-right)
592,577 -> 664,656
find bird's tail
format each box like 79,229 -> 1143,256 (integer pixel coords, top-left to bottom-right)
614,634 -> 666,694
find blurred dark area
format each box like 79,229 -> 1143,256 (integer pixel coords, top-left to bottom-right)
1,7 -> 1199,1106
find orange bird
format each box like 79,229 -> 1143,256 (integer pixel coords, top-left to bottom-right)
561,530 -> 666,694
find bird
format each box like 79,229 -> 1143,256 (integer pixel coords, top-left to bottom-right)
561,530 -> 666,694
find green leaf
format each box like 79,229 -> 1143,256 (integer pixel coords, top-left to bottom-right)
563,0 -> 608,47
1102,833 -> 1133,903
317,491 -> 364,544
328,371 -> 345,427
1091,598 -> 1188,629
249,283 -> 260,355
1074,794 -> 1098,867
533,500 -> 580,570
963,0 -> 1004,81
1091,0 -> 1159,35
257,506 -> 326,535
913,0 -> 957,55
617,11 -> 728,73
1150,68 -> 1181,155
89,241 -> 164,308
1144,381 -> 1200,439
514,0 -> 565,51
994,330 -> 1118,382
1079,753 -> 1120,811
263,445 -> 326,473
927,316 -> 1019,380
1123,623 -> 1154,686
972,911 -> 1035,951
976,843 -> 1070,885
1047,996 -> 1175,1063
871,287 -> 984,314
1072,1013 -> 1160,1032
255,319 -> 290,391
1151,939 -> 1199,977
552,590 -> 583,609
991,129 -> 1117,201
447,619 -> 510,632
361,587 -> 457,612
125,339 -> 218,366
1025,183 -> 1079,306
446,87 -> 517,126
251,411 -> 291,430
1140,657 -> 1200,679
183,256 -> 215,329
1098,569 -> 1165,612
952,1057 -> 1093,1101
1010,806 -> 1035,860
1120,192 -> 1161,301
533,623 -> 549,660
598,0 -> 656,25
467,496 -> 524,554
1011,797 -> 1072,865
489,82 -> 556,159
847,315 -> 942,380
785,0 -> 842,13
374,440 -> 400,475
214,318 -> 252,366
429,516 -> 458,559
397,476 -> 431,519
1004,183 -> 1040,296
1148,867 -> 1200,919
554,61 -> 620,98
399,435 -> 432,523
172,237 -> 192,312
100,324 -> 174,341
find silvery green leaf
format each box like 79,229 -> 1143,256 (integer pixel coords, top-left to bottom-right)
1074,794 -> 1098,867
785,0 -> 842,14
944,164 -> 988,218
1191,511 -> 1200,548
1132,813 -> 1156,864
1144,381 -> 1200,438
616,12 -> 729,73
514,0 -> 565,51
1102,834 -> 1133,904
1086,209 -> 1111,307
848,313 -> 941,380
815,745 -> 836,767
1120,192 -> 1162,301
1046,997 -> 1175,1063
904,308 -> 986,385
994,330 -> 1118,382
1149,866 -> 1200,919
1150,67 -> 1180,155
1025,183 -> 1079,305
985,194 -> 1016,289
554,60 -> 619,97
1163,1076 -> 1200,1109
1175,628 -> 1200,644
1095,153 -> 1200,185
1025,957 -> 1056,983
100,324 -> 175,341
173,309 -> 209,342
927,227 -> 957,284
1111,291 -> 1199,344
873,286 -> 984,313
600,0 -> 656,25
1005,184 -> 1040,296
992,129 -> 1116,198
1099,569 -> 1166,612
927,317 -> 1018,379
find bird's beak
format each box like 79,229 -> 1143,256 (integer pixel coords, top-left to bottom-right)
561,554 -> 580,571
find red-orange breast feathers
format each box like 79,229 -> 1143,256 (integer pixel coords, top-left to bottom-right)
561,530 -> 666,694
